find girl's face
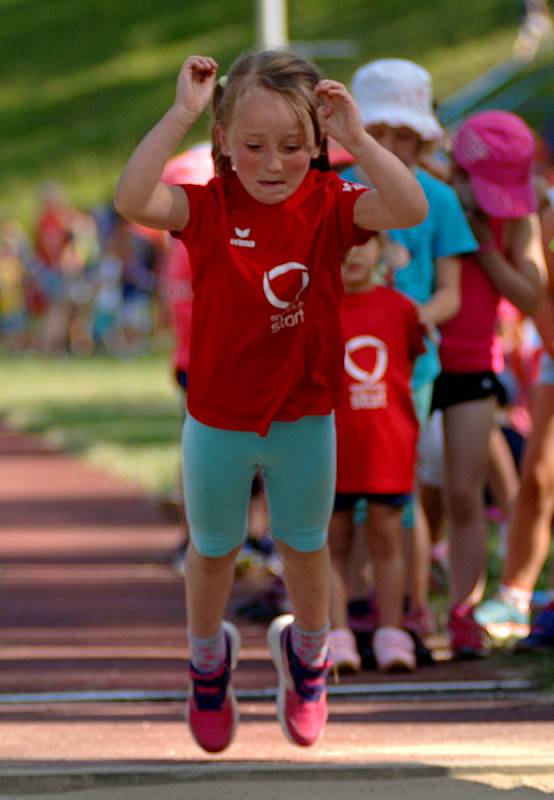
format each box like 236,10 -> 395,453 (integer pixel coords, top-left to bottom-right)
219,86 -> 319,204
365,124 -> 422,168
341,237 -> 382,292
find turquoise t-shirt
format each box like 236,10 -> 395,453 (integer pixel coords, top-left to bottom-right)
341,165 -> 478,387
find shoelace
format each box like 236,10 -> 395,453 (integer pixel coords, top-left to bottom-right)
286,634 -> 331,701
189,660 -> 229,711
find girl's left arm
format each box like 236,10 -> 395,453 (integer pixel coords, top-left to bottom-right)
315,80 -> 428,231
350,135 -> 429,231
477,214 -> 546,316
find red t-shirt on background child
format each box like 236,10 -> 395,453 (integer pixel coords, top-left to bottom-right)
172,170 -> 368,435
336,286 -> 425,494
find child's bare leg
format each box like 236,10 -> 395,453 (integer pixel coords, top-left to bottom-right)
443,397 -> 495,608
502,385 -> 554,590
405,496 -> 431,613
277,540 -> 330,632
185,542 -> 241,637
366,502 -> 405,628
347,523 -> 374,601
487,425 -> 519,520
327,510 -> 354,629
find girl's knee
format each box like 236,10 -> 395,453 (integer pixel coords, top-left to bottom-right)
189,543 -> 241,572
367,531 -> 400,561
277,540 -> 328,565
447,484 -> 482,524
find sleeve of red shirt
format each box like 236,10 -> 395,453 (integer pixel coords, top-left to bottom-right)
332,172 -> 375,250
169,182 -> 217,256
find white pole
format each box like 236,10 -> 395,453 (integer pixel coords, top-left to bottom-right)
257,0 -> 289,49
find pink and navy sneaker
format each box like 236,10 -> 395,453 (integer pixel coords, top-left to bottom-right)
187,621 -> 240,753
267,614 -> 331,747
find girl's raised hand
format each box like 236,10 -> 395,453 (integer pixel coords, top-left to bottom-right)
175,56 -> 218,121
315,80 -> 365,152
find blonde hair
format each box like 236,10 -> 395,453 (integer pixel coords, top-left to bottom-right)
211,49 -> 329,176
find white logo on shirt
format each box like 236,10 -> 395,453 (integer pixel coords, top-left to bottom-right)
345,335 -> 389,410
345,335 -> 388,383
341,180 -> 366,192
230,226 -> 256,248
263,262 -> 309,310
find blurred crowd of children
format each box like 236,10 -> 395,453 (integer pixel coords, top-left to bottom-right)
0,182 -> 171,357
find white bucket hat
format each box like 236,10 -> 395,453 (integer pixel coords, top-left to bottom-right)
351,59 -> 443,142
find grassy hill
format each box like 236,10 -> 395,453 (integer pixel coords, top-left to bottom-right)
0,0 -> 548,227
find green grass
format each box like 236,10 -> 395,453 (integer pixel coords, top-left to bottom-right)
0,350 -> 184,496
0,0 -> 540,227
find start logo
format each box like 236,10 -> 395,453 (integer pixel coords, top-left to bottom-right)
263,262 -> 309,310
344,335 -> 388,384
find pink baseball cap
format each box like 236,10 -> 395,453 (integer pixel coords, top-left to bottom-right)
453,110 -> 536,218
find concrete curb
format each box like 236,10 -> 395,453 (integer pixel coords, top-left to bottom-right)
2,762 -> 554,795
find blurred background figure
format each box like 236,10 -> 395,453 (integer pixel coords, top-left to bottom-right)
0,220 -> 30,351
514,0 -> 553,61
32,182 -> 99,355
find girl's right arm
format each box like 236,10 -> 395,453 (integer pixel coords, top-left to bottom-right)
114,56 -> 218,232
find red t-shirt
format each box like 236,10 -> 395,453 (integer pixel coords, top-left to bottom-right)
35,209 -> 71,268
172,170 -> 369,435
336,287 -> 425,493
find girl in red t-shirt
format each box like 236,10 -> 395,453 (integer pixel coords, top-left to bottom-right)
329,236 -> 425,673
114,50 -> 427,753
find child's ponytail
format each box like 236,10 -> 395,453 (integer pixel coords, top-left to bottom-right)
211,77 -> 231,176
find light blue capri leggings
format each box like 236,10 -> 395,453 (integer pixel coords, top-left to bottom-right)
182,413 -> 336,558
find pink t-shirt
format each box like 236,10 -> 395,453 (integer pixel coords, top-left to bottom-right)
439,219 -> 504,373
172,170 -> 369,435
165,239 -> 193,373
336,287 -> 425,494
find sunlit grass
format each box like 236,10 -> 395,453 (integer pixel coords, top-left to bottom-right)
0,351 -> 184,496
1,0 -> 537,227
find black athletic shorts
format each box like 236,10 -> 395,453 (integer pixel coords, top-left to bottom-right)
431,370 -> 507,412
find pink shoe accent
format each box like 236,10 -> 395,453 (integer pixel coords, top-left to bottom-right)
403,605 -> 437,637
448,604 -> 488,659
373,626 -> 416,673
268,614 -> 330,747
187,621 -> 240,753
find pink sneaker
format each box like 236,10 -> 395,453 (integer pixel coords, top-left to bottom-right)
403,605 -> 437,637
328,627 -> 361,673
187,621 -> 240,753
267,614 -> 331,747
448,604 -> 488,660
372,626 -> 416,673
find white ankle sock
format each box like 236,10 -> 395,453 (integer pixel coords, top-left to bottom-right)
499,584 -> 531,615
